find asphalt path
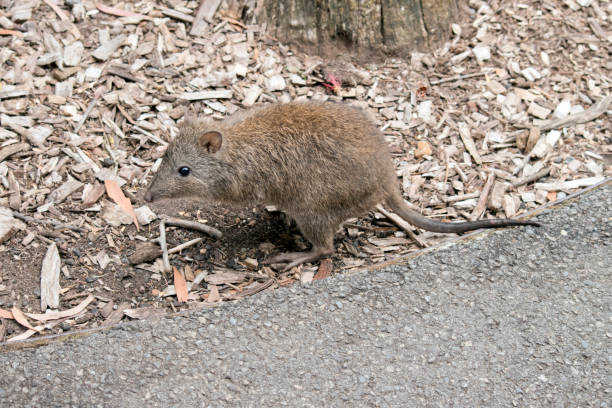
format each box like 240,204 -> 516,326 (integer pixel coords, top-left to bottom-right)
1,182 -> 610,407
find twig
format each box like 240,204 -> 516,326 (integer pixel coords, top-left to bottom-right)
375,205 -> 427,248
515,96 -> 612,176
162,216 -> 223,238
42,0 -> 81,39
471,172 -> 495,221
11,211 -> 87,233
539,95 -> 612,131
430,72 -> 486,86
443,191 -> 480,203
159,221 -> 171,273
74,87 -> 104,132
129,238 -> 203,265
512,167 -> 551,188
169,237 -> 203,254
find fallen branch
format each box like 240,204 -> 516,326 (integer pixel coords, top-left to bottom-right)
539,95 -> 612,131
471,172 -> 495,221
162,216 -> 223,238
129,238 -> 203,264
512,167 -> 551,188
375,204 -> 427,248
430,72 -> 486,86
11,211 -> 87,233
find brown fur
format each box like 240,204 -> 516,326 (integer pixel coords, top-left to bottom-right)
144,102 -> 539,269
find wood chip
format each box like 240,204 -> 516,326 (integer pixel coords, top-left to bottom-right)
458,122 -> 483,165
40,243 -> 61,311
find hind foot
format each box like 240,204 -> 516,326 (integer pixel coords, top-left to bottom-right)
269,247 -> 334,272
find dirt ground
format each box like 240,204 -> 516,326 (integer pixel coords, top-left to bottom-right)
0,0 -> 610,342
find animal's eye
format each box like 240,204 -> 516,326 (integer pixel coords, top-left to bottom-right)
178,166 -> 190,177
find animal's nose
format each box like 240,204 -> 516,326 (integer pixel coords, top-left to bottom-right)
144,190 -> 153,202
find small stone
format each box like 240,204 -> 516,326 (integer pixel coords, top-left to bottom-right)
414,141 -> 432,159
266,75 -> 286,92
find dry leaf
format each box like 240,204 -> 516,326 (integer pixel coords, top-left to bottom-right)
0,308 -> 14,319
25,294 -> 95,322
174,266 -> 188,303
105,179 -> 140,230
7,329 -> 37,342
11,306 -> 37,331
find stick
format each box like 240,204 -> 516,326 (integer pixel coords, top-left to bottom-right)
539,95 -> 611,131
159,220 -> 171,273
512,167 -> 551,188
471,172 -> 495,221
11,211 -> 87,233
443,191 -> 480,203
430,72 -> 486,86
375,204 -> 427,248
515,96 -> 612,176
162,216 -> 223,238
74,87 -> 104,132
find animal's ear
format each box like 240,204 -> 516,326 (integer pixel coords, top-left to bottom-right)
198,131 -> 223,153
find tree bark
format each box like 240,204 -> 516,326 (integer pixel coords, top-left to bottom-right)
251,0 -> 459,56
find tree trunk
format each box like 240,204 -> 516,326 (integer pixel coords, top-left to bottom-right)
250,0 -> 459,56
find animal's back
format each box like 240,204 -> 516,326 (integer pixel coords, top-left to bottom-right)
222,103 -> 396,215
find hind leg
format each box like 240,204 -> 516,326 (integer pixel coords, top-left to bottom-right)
269,214 -> 338,271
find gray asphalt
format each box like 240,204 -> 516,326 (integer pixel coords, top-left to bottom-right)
1,183 -> 610,408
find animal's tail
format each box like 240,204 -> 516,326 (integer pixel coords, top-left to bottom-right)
385,193 -> 540,234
